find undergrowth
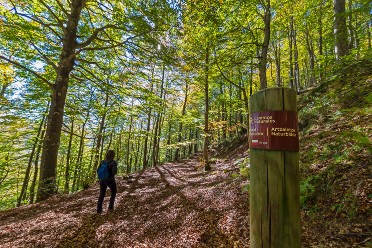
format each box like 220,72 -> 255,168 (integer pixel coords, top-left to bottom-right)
298,60 -> 371,243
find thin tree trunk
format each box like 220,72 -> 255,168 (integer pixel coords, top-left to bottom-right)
273,38 -> 282,87
249,60 -> 253,96
229,82 -> 232,139
175,82 -> 188,161
334,0 -> 349,59
318,1 -> 324,82
289,17 -> 295,90
37,0 -> 86,201
367,21 -> 371,50
305,24 -> 316,85
220,84 -> 227,141
18,104 -> 48,206
72,107 -> 90,192
126,111 -> 134,174
204,43 -> 211,171
259,0 -> 271,89
143,68 -> 155,169
166,114 -> 173,161
134,130 -> 141,171
29,118 -> 47,204
64,117 -> 74,193
194,128 -> 199,153
347,0 -> 355,50
92,93 -> 109,178
143,107 -> 152,169
293,22 -> 301,92
188,127 -> 193,156
152,65 -> 166,166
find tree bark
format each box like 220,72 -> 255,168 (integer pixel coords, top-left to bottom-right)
175,81 -> 188,161
126,102 -> 134,174
334,0 -> 349,59
259,0 -> 271,90
318,1 -> 324,81
166,114 -> 173,161
273,38 -> 282,87
64,117 -> 74,193
143,107 -> 152,169
289,17 -> 295,90
72,106 -> 90,192
347,0 -> 355,50
18,104 -> 48,206
305,24 -> 316,85
92,93 -> 109,178
143,69 -> 154,169
293,23 -> 301,92
204,43 -> 211,171
29,117 -> 47,204
37,0 -> 86,201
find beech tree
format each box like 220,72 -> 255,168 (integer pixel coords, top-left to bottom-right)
334,0 -> 349,59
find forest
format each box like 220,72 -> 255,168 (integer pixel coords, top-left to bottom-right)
0,0 -> 371,247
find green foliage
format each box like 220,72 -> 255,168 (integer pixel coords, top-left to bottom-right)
0,0 -> 371,211
300,175 -> 318,207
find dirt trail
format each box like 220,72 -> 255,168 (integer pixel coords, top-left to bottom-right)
0,155 -> 250,248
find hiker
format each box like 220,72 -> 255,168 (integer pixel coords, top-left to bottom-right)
97,150 -> 118,213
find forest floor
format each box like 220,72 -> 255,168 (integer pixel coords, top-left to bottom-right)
0,143 -> 250,248
1,137 -> 369,247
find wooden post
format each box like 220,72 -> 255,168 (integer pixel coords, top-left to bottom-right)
249,87 -> 301,248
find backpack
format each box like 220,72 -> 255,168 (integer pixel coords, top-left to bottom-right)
97,161 -> 110,180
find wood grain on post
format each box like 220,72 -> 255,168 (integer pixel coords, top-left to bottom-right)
250,87 -> 301,248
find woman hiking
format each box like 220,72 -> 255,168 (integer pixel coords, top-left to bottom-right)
96,150 -> 118,214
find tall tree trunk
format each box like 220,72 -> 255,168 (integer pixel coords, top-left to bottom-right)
143,107 -> 152,169
64,117 -> 74,193
305,24 -> 316,85
72,107 -> 90,192
37,0 -> 86,201
318,1 -> 324,82
175,81 -> 188,161
126,109 -> 134,174
92,93 -> 109,178
259,0 -> 271,89
143,68 -> 155,169
368,21 -> 371,50
238,79 -> 244,135
194,127 -> 199,153
188,127 -> 193,156
229,82 -> 233,139
152,65 -> 166,166
220,84 -> 227,141
134,123 -> 142,171
293,22 -> 301,92
347,0 -> 355,50
273,38 -> 282,87
204,43 -> 211,171
29,119 -> 47,204
334,0 -> 349,59
18,104 -> 48,206
249,60 -> 253,96
166,114 -> 173,161
289,17 -> 295,90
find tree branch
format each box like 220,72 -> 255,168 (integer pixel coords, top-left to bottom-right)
39,0 -> 66,30
28,41 -> 58,71
76,24 -> 121,49
0,55 -> 53,89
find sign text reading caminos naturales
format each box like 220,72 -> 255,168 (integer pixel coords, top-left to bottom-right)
249,111 -> 299,151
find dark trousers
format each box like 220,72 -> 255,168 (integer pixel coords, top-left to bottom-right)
97,179 -> 117,213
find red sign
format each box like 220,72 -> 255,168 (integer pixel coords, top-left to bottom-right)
249,111 -> 299,151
